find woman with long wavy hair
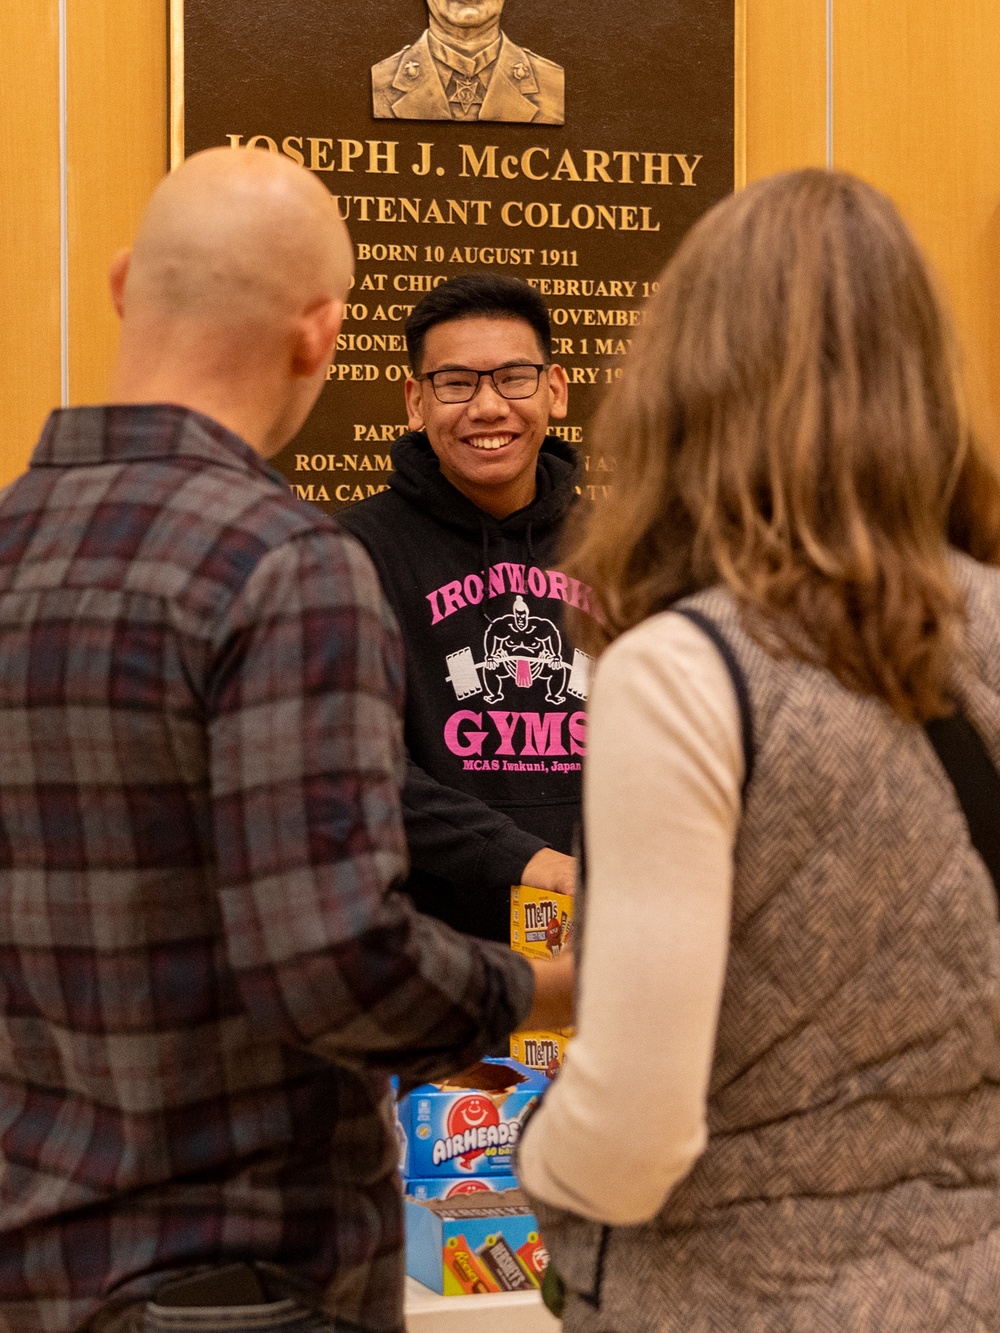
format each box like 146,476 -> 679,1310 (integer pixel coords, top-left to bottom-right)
517,170 -> 1000,1332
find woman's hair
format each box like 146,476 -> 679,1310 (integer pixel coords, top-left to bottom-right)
564,169 -> 1000,721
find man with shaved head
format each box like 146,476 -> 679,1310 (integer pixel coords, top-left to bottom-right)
0,149 -> 569,1333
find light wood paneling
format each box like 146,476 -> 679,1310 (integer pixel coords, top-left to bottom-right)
746,0 -> 827,182
834,0 -> 1000,452
67,0 -> 167,404
0,0 -> 61,487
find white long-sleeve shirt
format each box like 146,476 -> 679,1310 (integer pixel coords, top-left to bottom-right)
517,611 -> 744,1225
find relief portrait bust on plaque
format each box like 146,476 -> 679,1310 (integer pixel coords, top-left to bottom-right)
372,0 -> 565,124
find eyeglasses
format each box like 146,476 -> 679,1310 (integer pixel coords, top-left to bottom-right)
417,363 -> 547,404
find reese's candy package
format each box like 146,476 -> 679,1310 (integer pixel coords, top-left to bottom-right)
510,885 -> 574,960
442,1235 -> 500,1294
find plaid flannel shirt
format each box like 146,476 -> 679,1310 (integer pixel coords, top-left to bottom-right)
0,406 -> 533,1333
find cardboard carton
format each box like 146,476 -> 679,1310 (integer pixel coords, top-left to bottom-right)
509,1028 -> 572,1078
405,1189 -> 550,1296
404,1175 -> 519,1201
510,884 -> 574,960
396,1058 -> 546,1179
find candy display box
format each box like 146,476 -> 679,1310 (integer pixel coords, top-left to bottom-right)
508,1028 -> 572,1078
397,1058 -> 547,1179
405,1189 -> 550,1296
508,885 -> 576,1075
509,885 -> 574,961
405,1175 -> 519,1201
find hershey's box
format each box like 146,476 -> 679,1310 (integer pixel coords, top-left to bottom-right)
405,1189 -> 549,1296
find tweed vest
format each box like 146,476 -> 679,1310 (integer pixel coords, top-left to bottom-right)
535,553 -> 1000,1333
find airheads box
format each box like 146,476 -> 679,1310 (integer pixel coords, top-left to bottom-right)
405,1189 -> 550,1296
509,1028 -> 572,1078
397,1058 -> 546,1178
404,1175 -> 519,1201
510,885 -> 574,960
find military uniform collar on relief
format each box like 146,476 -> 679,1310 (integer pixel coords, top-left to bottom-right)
427,30 -> 502,79
388,32 -> 543,123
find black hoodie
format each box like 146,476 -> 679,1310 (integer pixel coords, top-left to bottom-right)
337,430 -> 589,942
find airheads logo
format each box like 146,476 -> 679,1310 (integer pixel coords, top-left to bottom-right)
444,1179 -> 492,1199
432,1094 -> 519,1171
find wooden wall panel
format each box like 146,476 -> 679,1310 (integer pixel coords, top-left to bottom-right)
834,0 -> 1000,450
66,0 -> 167,405
0,0 -> 61,488
746,0 -> 827,181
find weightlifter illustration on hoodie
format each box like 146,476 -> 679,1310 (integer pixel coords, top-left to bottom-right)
481,595 -> 568,705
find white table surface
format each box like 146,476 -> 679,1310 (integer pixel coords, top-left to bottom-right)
404,1276 -> 560,1331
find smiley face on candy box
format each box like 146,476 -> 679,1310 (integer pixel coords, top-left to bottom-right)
395,1058 -> 547,1178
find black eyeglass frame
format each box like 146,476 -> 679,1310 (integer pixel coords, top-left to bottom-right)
415,363 -> 549,403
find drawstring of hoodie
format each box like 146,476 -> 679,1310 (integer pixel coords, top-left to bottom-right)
480,518 -> 492,625
478,519 -> 538,622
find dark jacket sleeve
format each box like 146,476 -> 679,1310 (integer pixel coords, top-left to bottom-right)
404,755 -> 548,893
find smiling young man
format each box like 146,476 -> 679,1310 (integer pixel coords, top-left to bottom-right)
337,274 -> 586,943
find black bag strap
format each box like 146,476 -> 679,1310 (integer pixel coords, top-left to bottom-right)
671,606 -> 755,796
925,712 -> 1000,902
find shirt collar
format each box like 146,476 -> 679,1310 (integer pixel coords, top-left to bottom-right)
427,30 -> 502,78
31,403 -> 284,485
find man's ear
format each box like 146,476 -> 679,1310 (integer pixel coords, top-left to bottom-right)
547,362 -> 569,421
108,249 -> 132,318
293,298 -> 343,378
404,375 -> 425,430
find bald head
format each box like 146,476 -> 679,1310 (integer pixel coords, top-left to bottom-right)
124,147 -> 352,330
110,148 -> 354,456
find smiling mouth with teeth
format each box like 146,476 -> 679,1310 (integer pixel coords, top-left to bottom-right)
468,435 -> 515,451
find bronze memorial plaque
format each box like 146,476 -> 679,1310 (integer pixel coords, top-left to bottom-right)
170,0 -> 745,512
